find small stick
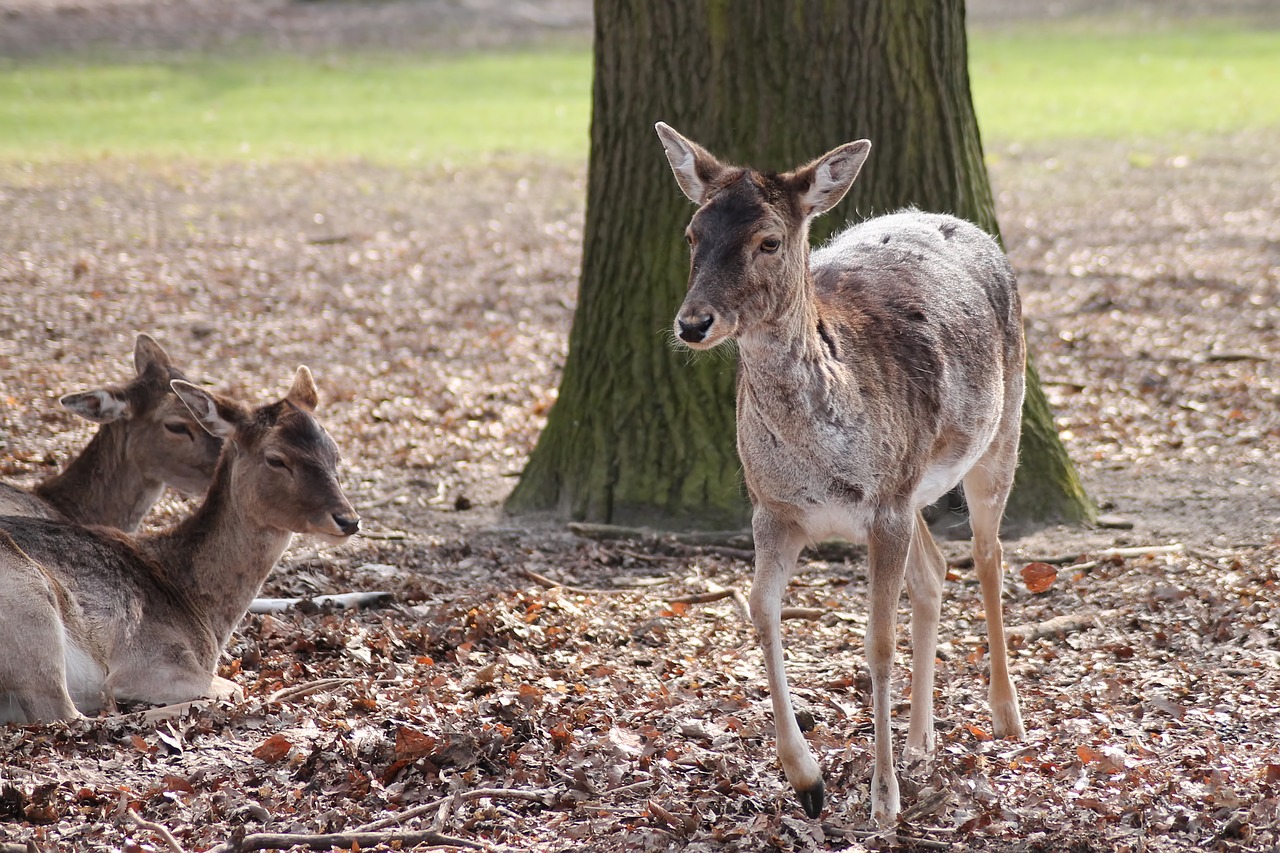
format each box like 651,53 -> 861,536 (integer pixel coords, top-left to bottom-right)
668,589 -> 735,605
606,779 -> 657,798
617,548 -> 671,564
212,828 -> 484,853
248,591 -> 394,614
673,543 -> 756,562
125,808 -> 187,853
266,678 -> 354,704
822,825 -> 952,850
357,530 -> 408,541
1006,608 -> 1124,642
1027,543 -> 1184,565
1096,543 -> 1184,559
518,566 -> 629,595
668,586 -> 750,618
781,606 -> 827,621
355,787 -> 558,833
430,794 -> 456,832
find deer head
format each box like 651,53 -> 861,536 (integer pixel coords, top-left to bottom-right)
58,334 -> 223,497
172,367 -> 360,542
655,122 -> 871,349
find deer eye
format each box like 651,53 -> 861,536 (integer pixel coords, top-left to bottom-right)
266,454 -> 291,472
164,422 -> 194,438
760,237 -> 781,254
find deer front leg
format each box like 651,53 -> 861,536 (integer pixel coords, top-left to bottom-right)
748,510 -> 820,817
903,512 -> 945,759
866,514 -> 912,825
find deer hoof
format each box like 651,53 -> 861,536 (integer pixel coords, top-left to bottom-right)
795,779 -> 825,819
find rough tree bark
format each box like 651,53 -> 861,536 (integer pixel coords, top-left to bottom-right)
507,0 -> 1094,530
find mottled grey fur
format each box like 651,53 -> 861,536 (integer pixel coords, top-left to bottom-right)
657,122 -> 1026,824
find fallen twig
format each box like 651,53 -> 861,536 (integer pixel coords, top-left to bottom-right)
605,778 -> 657,799
212,827 -> 484,852
668,589 -> 736,605
675,542 -> 756,562
1006,608 -> 1124,642
125,699 -> 211,724
266,678 -> 354,704
355,787 -> 558,832
1029,543 -> 1185,565
668,585 -> 752,618
617,548 -> 671,565
567,521 -> 752,549
248,591 -> 394,614
821,825 -> 953,850
781,606 -> 827,621
357,529 -> 408,540
518,566 -> 630,595
126,807 -> 186,853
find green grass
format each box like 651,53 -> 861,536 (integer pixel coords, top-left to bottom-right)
1,20 -> 1278,166
0,50 -> 591,165
968,22 -> 1280,143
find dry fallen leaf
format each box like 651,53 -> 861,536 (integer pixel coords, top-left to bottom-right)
1021,561 -> 1059,594
252,734 -> 294,764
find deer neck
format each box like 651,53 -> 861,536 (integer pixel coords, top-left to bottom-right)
737,259 -> 828,374
734,258 -> 862,427
144,450 -> 293,650
34,423 -> 163,532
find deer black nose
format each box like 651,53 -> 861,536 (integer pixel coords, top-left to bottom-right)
334,513 -> 361,536
678,315 -> 715,343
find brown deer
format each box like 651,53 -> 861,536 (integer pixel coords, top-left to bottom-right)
0,367 -> 359,724
656,123 -> 1026,824
0,334 -> 222,532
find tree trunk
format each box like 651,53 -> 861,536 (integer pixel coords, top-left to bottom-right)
507,0 -> 1094,529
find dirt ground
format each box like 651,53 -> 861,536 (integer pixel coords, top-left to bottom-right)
1,2 -> 1279,852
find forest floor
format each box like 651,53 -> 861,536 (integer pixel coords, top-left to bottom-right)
2,2 -> 1280,852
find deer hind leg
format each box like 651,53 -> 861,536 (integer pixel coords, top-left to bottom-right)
963,440 -> 1025,740
747,510 -> 821,817
865,514 -> 911,825
903,511 -> 945,759
0,535 -> 82,724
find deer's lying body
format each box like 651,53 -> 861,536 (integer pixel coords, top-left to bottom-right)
0,334 -> 222,532
0,367 -> 359,724
657,123 -> 1025,824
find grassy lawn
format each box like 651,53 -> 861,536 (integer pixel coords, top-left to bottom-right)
0,50 -> 591,165
1,20 -> 1277,165
969,23 -> 1280,143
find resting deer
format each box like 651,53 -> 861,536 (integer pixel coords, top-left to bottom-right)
0,334 -> 222,532
656,123 -> 1026,824
0,367 -> 359,724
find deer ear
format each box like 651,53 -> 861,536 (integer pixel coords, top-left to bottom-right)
61,390 -> 131,424
172,381 -> 244,439
134,333 -> 172,377
285,366 -> 319,412
794,139 -> 872,219
656,122 -> 724,205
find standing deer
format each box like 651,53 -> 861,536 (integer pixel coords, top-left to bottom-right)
656,123 -> 1026,824
0,334 -> 222,532
0,367 -> 359,724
